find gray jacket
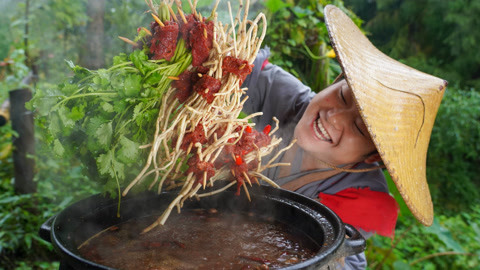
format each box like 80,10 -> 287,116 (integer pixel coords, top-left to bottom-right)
241,48 -> 390,270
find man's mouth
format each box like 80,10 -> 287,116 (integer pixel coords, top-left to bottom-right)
313,116 -> 332,142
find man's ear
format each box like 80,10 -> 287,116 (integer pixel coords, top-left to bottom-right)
364,153 -> 382,164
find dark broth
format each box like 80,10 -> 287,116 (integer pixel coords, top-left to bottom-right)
78,209 -> 319,269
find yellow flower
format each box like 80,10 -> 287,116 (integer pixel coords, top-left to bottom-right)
326,49 -> 336,58
0,144 -> 12,160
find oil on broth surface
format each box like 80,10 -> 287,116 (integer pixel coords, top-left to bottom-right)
78,209 -> 319,269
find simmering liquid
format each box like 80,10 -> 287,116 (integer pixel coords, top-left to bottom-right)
78,209 -> 319,269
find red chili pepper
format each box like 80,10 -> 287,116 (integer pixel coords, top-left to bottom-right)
263,124 -> 271,135
245,126 -> 252,133
235,155 -> 243,165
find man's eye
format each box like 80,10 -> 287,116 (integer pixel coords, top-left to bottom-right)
340,89 -> 347,104
355,122 -> 366,137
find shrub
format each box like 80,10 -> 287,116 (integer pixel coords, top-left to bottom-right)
427,88 -> 480,212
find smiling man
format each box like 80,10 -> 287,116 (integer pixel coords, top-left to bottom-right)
241,5 -> 446,270
294,79 -> 379,168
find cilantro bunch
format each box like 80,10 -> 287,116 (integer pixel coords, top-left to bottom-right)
27,40 -> 192,197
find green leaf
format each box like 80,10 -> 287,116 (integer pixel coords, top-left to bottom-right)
123,74 -> 142,97
57,106 -> 75,128
265,0 -> 290,13
130,50 -> 149,74
96,121 -> 113,148
117,135 -> 140,162
97,149 -> 125,180
133,103 -> 144,123
97,150 -> 113,177
425,218 -> 465,252
85,117 -> 107,152
66,60 -> 91,78
92,69 -> 110,87
28,89 -> 62,116
69,103 -> 86,121
61,83 -> 80,96
53,139 -> 65,156
24,234 -> 32,249
86,116 -> 106,137
144,72 -> 164,87
110,70 -> 126,91
113,53 -> 128,66
385,171 -> 411,217
113,99 -> 128,113
291,6 -> 313,18
392,260 -> 411,270
48,113 -> 62,136
101,102 -> 114,113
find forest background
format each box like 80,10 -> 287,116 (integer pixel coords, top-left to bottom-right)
0,0 -> 479,269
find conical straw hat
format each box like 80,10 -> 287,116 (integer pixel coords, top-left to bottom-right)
324,5 -> 447,226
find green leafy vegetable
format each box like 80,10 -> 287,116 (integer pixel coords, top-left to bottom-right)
27,40 -> 192,196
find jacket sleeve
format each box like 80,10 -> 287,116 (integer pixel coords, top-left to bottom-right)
241,48 -> 314,130
342,253 -> 368,270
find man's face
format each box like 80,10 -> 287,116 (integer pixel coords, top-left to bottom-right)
294,80 -> 377,166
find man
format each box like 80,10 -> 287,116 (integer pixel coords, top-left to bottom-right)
242,5 -> 447,269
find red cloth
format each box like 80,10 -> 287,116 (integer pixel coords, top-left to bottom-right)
318,188 -> 399,237
261,59 -> 269,70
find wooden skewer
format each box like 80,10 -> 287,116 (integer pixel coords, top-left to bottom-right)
141,27 -> 152,36
203,171 -> 207,189
168,5 -> 178,22
242,181 -> 251,201
186,142 -> 193,155
151,13 -> 165,27
118,36 -> 137,46
242,172 -> 252,186
177,4 -> 188,24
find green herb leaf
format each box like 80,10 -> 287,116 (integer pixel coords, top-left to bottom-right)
118,135 -> 140,162
97,149 -> 125,180
96,121 -> 113,148
123,74 -> 142,97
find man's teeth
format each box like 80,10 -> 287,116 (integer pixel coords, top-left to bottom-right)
314,118 -> 331,141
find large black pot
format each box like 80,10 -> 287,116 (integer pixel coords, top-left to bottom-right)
39,185 -> 365,269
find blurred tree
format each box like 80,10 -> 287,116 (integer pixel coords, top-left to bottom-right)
103,0 -> 151,61
344,0 -> 480,88
427,89 -> 480,212
79,0 -> 106,69
344,0 -> 480,213
3,0 -> 151,84
10,0 -> 89,82
0,3 -> 14,61
261,0 -> 359,92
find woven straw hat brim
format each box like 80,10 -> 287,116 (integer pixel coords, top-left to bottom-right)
324,5 -> 447,226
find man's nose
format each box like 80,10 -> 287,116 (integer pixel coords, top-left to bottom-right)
327,107 -> 355,130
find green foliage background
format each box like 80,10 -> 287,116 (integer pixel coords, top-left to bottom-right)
1,0 -> 479,269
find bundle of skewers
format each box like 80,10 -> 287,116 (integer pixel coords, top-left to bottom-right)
29,0 -> 293,233
114,0 -> 295,232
